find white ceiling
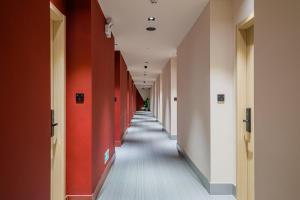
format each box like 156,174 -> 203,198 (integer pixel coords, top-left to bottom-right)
98,0 -> 208,88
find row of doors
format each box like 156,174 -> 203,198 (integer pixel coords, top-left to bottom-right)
49,2 -> 255,200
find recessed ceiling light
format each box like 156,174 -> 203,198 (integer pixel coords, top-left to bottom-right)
146,27 -> 156,31
148,17 -> 156,21
150,0 -> 158,4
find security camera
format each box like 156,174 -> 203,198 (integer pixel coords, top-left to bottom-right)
105,17 -> 113,38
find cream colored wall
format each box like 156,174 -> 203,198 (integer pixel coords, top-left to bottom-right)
233,0 -> 254,24
170,57 -> 178,136
155,75 -> 163,121
210,0 -> 235,185
255,0 -> 300,199
162,61 -> 171,133
177,3 -> 211,179
150,87 -> 155,113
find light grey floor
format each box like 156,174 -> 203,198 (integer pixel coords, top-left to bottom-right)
97,111 -> 235,200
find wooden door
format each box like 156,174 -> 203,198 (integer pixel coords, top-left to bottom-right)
236,17 -> 254,200
50,4 -> 66,200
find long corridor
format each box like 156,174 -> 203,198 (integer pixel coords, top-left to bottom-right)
97,112 -> 235,200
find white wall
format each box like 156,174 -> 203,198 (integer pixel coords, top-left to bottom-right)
177,3 -> 211,179
255,0 -> 300,199
210,0 -> 235,185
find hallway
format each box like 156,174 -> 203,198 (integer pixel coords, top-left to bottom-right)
98,111 -> 235,200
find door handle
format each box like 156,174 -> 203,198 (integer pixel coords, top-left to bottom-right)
243,108 -> 252,133
51,110 -> 58,137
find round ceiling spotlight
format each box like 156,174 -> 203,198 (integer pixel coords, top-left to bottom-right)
148,17 -> 156,21
146,27 -> 156,31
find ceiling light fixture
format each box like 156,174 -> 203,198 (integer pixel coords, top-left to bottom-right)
146,27 -> 156,31
148,17 -> 156,21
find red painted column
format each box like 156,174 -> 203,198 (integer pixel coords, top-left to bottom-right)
120,55 -> 128,136
114,52 -> 129,145
67,0 -> 93,196
91,0 -> 115,195
114,52 -> 121,146
66,0 -> 115,199
126,72 -> 131,127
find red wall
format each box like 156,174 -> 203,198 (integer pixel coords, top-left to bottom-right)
114,52 -> 121,146
66,0 -> 115,198
126,73 -> 134,126
0,0 -> 50,199
114,52 -> 130,146
133,87 -> 137,113
91,0 -> 115,192
51,0 -> 66,14
67,0 -> 92,195
120,55 -> 128,137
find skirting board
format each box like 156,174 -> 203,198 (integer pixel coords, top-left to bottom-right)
66,154 -> 116,200
177,144 -> 236,196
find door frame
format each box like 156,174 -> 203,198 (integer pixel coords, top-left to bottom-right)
50,3 -> 66,200
236,14 -> 254,200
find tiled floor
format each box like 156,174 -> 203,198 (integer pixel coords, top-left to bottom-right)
97,111 -> 235,200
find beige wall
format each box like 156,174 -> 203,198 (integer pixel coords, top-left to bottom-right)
158,57 -> 178,137
177,3 -> 211,179
210,0 -> 235,184
158,75 -> 163,122
170,57 -> 178,136
162,61 -> 171,133
255,0 -> 300,199
150,86 -> 155,113
233,0 -> 254,24
177,0 -> 237,185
